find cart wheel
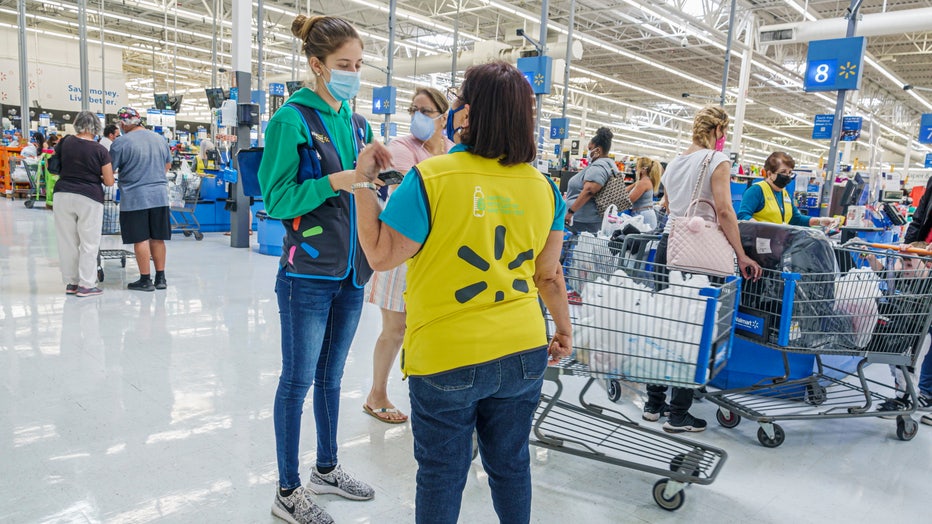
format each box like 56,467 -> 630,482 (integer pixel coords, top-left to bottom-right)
121,255 -> 126,268
24,199 -> 34,208
896,416 -> 918,441
652,479 -> 685,511
98,268 -> 105,282
183,230 -> 193,237
716,409 -> 741,429
194,231 -> 204,241
805,384 -> 827,406
669,453 -> 701,477
757,424 -> 786,448
606,380 -> 622,402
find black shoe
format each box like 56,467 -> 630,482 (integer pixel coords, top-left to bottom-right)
128,278 -> 155,292
877,396 -> 911,419
154,275 -> 167,290
642,403 -> 671,422
663,413 -> 707,433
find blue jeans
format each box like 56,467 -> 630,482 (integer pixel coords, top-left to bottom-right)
274,269 -> 364,490
408,347 -> 548,524
919,328 -> 932,396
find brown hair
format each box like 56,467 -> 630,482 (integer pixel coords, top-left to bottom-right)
764,151 -> 795,174
291,15 -> 362,63
459,61 -> 535,166
692,105 -> 729,149
636,157 -> 662,191
413,86 -> 449,114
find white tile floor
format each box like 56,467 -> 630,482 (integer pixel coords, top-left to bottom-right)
1,198 -> 929,523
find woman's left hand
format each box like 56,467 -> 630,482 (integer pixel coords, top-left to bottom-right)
355,142 -> 393,182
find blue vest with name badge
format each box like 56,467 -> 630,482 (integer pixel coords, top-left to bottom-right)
279,103 -> 372,287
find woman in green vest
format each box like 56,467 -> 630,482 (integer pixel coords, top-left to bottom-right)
737,151 -> 837,227
352,61 -> 573,524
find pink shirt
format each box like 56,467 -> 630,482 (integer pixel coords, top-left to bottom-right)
387,134 -> 455,174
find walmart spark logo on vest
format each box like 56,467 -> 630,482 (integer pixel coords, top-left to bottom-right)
472,186 -> 526,218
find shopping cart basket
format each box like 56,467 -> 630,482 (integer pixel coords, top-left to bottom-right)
702,242 -> 932,447
533,233 -> 738,510
97,183 -> 134,282
168,171 -> 204,240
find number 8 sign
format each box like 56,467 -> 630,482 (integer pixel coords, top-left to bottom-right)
804,37 -> 866,93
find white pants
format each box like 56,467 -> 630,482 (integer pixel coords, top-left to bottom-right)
54,192 -> 104,288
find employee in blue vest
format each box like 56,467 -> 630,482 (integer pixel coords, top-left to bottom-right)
738,151 -> 837,227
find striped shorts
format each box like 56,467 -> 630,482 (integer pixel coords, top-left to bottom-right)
365,264 -> 407,312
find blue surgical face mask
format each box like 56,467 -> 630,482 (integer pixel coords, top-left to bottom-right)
410,110 -> 439,142
322,65 -> 361,102
445,105 -> 466,141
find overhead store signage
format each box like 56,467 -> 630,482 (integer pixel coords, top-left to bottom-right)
372,86 -> 397,115
926,153 -> 932,169
804,37 -> 866,92
268,83 -> 286,97
147,108 -> 162,127
571,140 -> 580,155
840,116 -> 862,141
812,114 -> 834,139
230,87 -> 238,101
516,56 -> 553,95
251,90 -> 266,115
919,114 -> 932,144
380,122 -> 397,137
550,118 -> 569,139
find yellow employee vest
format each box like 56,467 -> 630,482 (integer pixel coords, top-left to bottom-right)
402,151 -> 556,376
752,180 -> 793,224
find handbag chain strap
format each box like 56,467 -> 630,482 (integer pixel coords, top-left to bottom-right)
685,151 -> 715,218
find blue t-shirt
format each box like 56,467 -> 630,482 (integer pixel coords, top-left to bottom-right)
381,145 -> 566,243
110,129 -> 172,212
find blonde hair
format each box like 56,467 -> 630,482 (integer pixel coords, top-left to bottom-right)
291,15 -> 362,70
636,157 -> 662,191
413,86 -> 449,114
692,105 -> 730,149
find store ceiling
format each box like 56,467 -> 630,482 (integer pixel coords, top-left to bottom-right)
4,0 -> 932,166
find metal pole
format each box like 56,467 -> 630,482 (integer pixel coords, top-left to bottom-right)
821,0 -> 863,217
731,14 -> 754,157
451,1 -> 460,87
100,0 -> 106,114
536,0 -> 549,157
230,0 -> 252,248
719,0 -> 738,107
211,0 -> 218,88
17,0 -> 29,141
384,0 -> 397,145
78,0 -> 90,111
559,0 -> 576,163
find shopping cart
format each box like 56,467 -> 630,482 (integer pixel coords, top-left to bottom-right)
97,183 -> 134,282
533,233 -> 738,511
702,242 -> 932,447
11,159 -> 38,203
168,171 -> 204,240
18,160 -> 45,209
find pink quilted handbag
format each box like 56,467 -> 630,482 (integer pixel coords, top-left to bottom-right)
666,153 -> 736,277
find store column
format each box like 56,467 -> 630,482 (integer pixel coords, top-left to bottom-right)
730,15 -> 754,157
230,0 -> 252,248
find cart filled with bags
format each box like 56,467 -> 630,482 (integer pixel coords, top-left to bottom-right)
532,233 -> 739,510
702,224 -> 932,447
168,170 -> 204,240
97,182 -> 135,282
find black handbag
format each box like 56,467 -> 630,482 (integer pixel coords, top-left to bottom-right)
47,135 -> 68,174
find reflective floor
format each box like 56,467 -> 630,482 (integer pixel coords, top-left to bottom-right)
1,198 -> 929,523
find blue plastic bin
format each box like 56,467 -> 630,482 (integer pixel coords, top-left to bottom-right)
256,211 -> 285,256
709,336 -> 816,392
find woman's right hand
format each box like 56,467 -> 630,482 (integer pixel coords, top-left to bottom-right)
738,254 -> 762,281
354,142 -> 393,182
548,331 -> 573,364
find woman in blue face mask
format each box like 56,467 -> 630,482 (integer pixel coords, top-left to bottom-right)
363,87 -> 454,424
258,14 -> 392,524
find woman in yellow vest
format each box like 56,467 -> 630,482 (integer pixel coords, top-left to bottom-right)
352,61 -> 572,524
738,151 -> 836,227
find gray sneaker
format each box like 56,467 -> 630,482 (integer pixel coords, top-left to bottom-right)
271,485 -> 334,524
307,465 -> 374,501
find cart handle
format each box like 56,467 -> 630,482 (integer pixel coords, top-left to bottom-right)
863,243 -> 932,256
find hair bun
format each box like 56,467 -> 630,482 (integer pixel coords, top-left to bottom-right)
596,127 -> 613,140
292,14 -> 324,39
